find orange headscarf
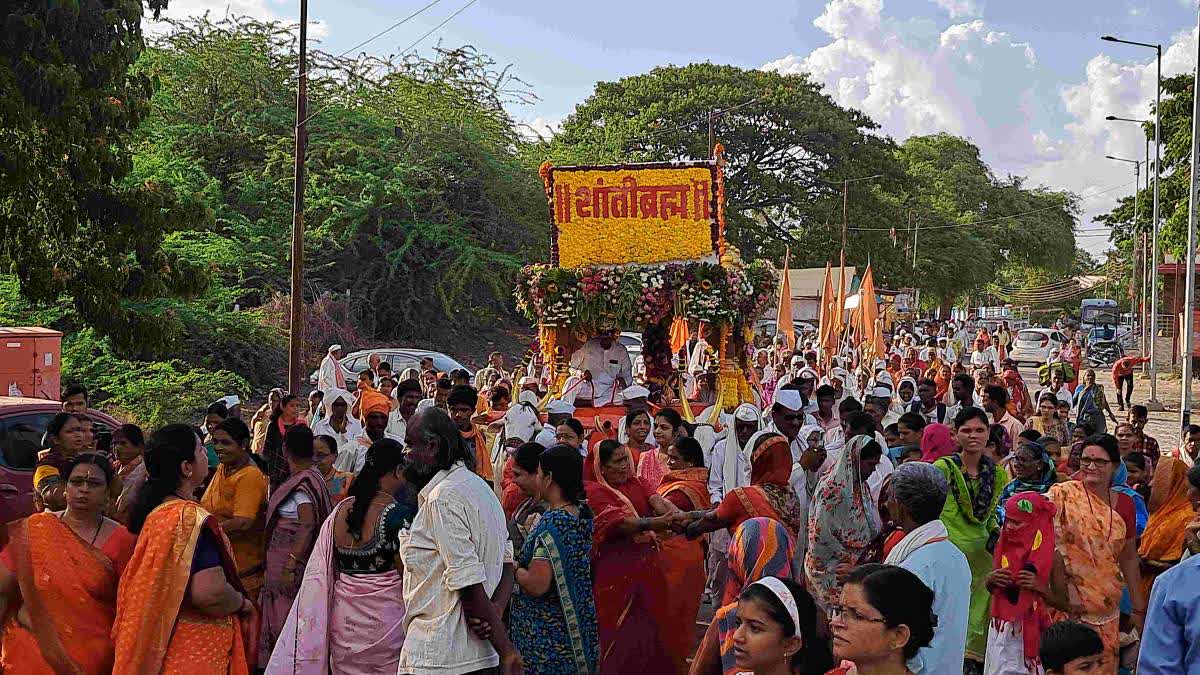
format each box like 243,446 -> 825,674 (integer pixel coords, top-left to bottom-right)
1139,457 -> 1195,563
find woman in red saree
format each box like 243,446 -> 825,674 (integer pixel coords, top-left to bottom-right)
587,438 -> 691,673
113,424 -> 258,675
0,453 -> 136,674
656,437 -> 712,670
686,433 -> 806,541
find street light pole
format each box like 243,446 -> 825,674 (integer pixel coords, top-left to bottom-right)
1106,154 -> 1141,358
1102,35 -> 1164,408
288,0 -> 309,395
1181,10 -> 1200,428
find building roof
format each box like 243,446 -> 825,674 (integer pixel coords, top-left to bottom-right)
778,266 -> 858,300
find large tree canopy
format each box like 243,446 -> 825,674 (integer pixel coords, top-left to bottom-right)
132,16 -> 547,349
895,134 -> 1077,310
0,0 -> 210,353
540,63 -> 909,270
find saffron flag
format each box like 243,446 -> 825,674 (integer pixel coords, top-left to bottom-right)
776,248 -> 795,351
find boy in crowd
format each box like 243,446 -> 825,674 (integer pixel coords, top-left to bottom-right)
1039,620 -> 1106,674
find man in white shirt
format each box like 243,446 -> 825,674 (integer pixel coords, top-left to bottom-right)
535,399 -> 575,448
983,384 -> 1024,450
318,343 -> 345,393
945,372 -> 982,423
397,409 -> 519,675
337,397 -> 402,473
708,403 -> 763,505
969,337 -> 1000,371
564,331 -> 632,406
387,379 -> 424,440
1036,368 -> 1074,408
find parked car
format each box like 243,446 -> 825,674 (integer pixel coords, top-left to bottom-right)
308,348 -> 472,390
1008,328 -> 1070,366
0,397 -> 122,523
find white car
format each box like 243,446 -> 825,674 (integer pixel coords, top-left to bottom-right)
1008,328 -> 1070,366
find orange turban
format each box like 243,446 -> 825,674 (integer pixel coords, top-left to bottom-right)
360,389 -> 392,417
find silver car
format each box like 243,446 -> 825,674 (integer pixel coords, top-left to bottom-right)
309,348 -> 472,390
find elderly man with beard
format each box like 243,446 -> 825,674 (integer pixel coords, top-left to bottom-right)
398,408 -> 520,675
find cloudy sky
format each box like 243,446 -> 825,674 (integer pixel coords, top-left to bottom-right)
146,0 -> 1200,254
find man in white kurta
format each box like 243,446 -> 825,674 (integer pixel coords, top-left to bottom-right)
318,344 -> 345,392
565,332 -> 633,406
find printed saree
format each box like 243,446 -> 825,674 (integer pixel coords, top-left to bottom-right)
805,434 -> 881,611
0,513 -> 135,674
1048,480 -> 1127,662
112,499 -> 256,675
510,507 -> 599,675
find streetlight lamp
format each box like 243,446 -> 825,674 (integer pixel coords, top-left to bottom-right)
1102,35 -> 1164,409
1181,13 -> 1200,427
1107,115 -> 1153,374
1105,153 -> 1145,365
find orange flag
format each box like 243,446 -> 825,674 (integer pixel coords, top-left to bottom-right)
858,264 -> 885,360
831,257 -> 847,354
669,316 -> 690,354
776,248 -> 795,351
817,262 -> 833,348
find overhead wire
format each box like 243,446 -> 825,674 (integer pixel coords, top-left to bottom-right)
297,0 -> 479,128
297,0 -> 447,81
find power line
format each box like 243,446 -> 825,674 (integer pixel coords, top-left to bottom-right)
297,0 -> 478,128
300,0 -> 446,80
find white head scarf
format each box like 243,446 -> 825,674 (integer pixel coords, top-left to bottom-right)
721,403 -> 763,494
321,387 -> 354,417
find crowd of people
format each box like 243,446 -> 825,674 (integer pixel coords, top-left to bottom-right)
3,318 -> 1200,675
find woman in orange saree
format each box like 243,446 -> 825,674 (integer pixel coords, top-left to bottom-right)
113,424 -> 258,675
1138,456 -> 1196,598
586,438 -> 690,673
656,437 -> 712,670
0,453 -> 136,674
686,433 -> 806,541
1047,434 -> 1146,666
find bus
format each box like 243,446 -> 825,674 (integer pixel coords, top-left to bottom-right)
1080,298 -> 1119,332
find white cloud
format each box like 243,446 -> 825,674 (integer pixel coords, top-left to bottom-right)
764,0 -> 1038,168
765,0 -> 1198,255
932,0 -> 982,19
142,0 -> 327,39
519,115 -> 561,141
1025,24 -> 1198,254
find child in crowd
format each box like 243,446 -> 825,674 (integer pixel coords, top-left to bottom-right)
1123,452 -> 1151,503
1039,620 -> 1106,674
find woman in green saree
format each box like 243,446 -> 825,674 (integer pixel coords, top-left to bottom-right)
933,406 -> 1009,672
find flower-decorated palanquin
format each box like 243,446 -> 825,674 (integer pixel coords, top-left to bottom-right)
516,146 -> 776,419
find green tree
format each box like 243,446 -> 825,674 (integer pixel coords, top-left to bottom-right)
0,0 -> 209,353
133,16 -> 546,346
539,63 -> 910,276
894,134 -> 1077,313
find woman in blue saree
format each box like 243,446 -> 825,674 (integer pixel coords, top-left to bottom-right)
510,444 -> 599,674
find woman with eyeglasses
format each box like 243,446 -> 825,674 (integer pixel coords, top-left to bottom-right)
0,453 -> 136,673
1045,433 -> 1145,668
996,439 -> 1057,524
827,564 -> 937,675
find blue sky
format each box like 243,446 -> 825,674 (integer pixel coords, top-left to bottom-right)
151,0 -> 1200,253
